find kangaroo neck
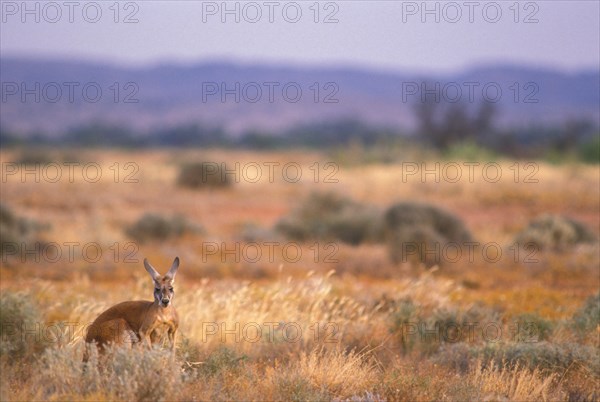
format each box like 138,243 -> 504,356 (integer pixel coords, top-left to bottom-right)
152,300 -> 173,310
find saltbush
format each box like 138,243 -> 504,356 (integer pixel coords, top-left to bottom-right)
0,291 -> 44,359
125,213 -> 201,243
514,214 -> 597,251
276,192 -> 382,245
0,203 -> 45,257
511,313 -> 554,342
201,346 -> 247,377
571,293 -> 600,341
177,162 -> 232,189
39,345 -> 183,401
480,341 -> 600,375
383,202 -> 473,265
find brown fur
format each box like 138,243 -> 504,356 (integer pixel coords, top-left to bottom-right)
83,258 -> 180,362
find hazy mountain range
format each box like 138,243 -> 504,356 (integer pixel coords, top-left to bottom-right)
1,57 -> 598,136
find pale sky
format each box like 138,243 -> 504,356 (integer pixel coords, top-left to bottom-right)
1,0 -> 599,73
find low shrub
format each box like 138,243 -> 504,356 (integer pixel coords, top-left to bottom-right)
0,291 -> 45,359
571,293 -> 599,341
125,213 -> 201,243
201,346 -> 247,377
578,134 -> 600,163
514,214 -> 597,251
276,192 -> 382,245
511,313 -> 554,342
480,341 -> 600,375
437,340 -> 599,378
271,372 -> 329,402
176,335 -> 203,367
14,150 -> 56,166
237,223 -> 282,243
417,308 -> 487,355
386,226 -> 446,266
383,202 -> 473,266
443,141 -> 497,162
388,299 -> 419,354
432,343 -> 479,373
333,392 -> 386,402
0,203 -> 45,257
390,302 -> 499,356
177,162 -> 232,189
380,364 -> 450,401
38,345 -> 183,401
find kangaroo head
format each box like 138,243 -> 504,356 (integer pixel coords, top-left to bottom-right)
143,257 -> 179,308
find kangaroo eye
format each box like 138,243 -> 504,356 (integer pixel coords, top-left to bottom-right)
155,288 -> 160,292
169,287 -> 174,291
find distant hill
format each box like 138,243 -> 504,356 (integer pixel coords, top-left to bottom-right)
1,57 -> 598,136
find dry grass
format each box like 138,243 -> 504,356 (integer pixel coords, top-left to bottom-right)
0,148 -> 598,400
266,347 -> 379,400
471,361 -> 562,401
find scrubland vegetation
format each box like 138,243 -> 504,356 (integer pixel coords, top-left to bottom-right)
0,147 -> 598,401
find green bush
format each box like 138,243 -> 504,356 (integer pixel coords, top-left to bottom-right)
340,392 -> 387,402
514,214 -> 597,251
125,213 -> 201,243
0,203 -> 45,257
571,293 -> 600,338
201,346 -> 247,377
176,335 -> 202,365
177,162 -> 232,189
389,299 -> 419,354
387,226 -> 446,266
484,342 -> 600,375
14,150 -> 55,166
418,309 -> 478,355
0,291 -> 44,359
443,141 -> 497,162
276,192 -> 383,245
437,341 -> 599,376
432,343 -> 479,373
511,313 -> 554,342
578,134 -> 600,163
273,374 -> 329,402
39,345 -> 183,401
383,202 -> 473,265
112,346 -> 183,401
238,223 -> 282,243
389,302 -> 499,356
13,149 -> 84,166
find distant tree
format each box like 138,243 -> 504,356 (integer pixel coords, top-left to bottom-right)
0,129 -> 19,147
150,124 -> 229,147
474,100 -> 496,135
414,95 -> 497,150
237,131 -> 284,149
63,124 -> 139,147
282,120 -> 396,147
555,119 -> 596,151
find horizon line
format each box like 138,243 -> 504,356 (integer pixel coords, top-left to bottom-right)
3,52 -> 599,77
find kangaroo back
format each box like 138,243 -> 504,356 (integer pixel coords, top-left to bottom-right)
85,301 -> 154,347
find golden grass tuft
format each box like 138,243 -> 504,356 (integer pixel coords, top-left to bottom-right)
471,361 -> 562,401
266,347 -> 379,400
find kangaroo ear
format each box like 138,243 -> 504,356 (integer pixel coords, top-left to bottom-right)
167,257 -> 180,280
144,258 -> 161,281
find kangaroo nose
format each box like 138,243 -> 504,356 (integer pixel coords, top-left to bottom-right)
162,299 -> 170,306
